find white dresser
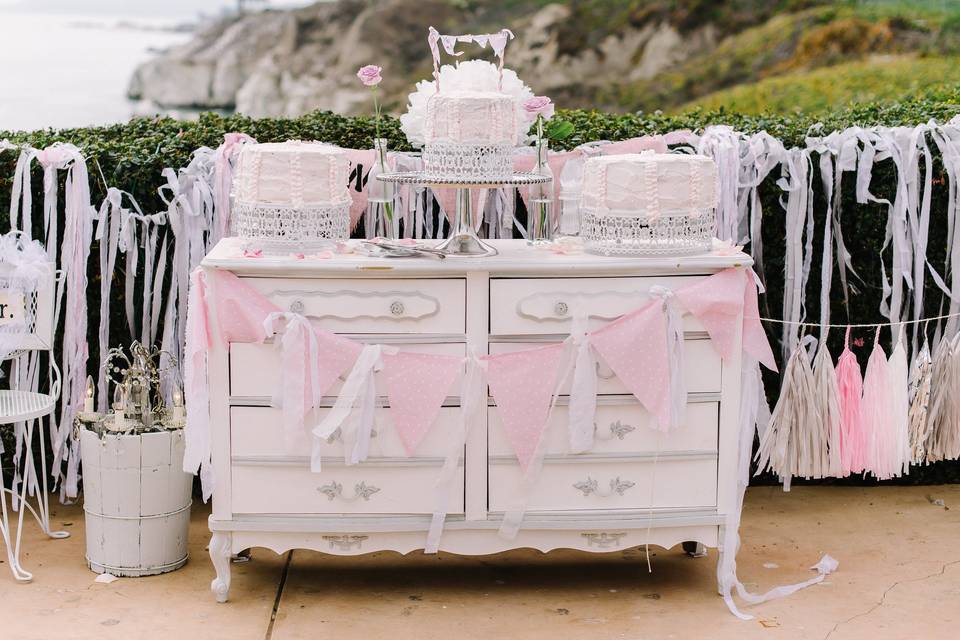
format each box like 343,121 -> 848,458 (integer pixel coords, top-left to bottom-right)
201,239 -> 748,602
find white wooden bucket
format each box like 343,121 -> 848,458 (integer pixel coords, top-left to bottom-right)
80,429 -> 193,577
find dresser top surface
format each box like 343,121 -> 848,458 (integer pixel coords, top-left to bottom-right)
203,238 -> 751,277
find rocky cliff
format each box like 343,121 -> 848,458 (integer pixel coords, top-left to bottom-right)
129,0 -> 946,118
127,0 -> 721,117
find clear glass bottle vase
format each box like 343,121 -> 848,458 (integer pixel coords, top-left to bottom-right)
365,138 -> 398,239
527,139 -> 554,244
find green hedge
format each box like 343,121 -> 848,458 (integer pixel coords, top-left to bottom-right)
3,90 -> 960,485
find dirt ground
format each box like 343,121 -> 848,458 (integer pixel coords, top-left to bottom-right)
1,485 -> 958,640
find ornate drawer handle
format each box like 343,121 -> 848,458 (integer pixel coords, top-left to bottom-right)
581,532 -> 627,549
326,427 -> 378,443
289,299 -> 305,314
554,301 -> 569,317
573,476 -> 635,498
390,300 -> 405,316
317,480 -> 381,502
594,420 -> 635,441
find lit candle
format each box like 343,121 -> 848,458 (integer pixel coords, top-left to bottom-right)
171,388 -> 185,424
83,376 -> 95,414
111,384 -> 126,432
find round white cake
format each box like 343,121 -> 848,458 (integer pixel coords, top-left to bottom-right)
232,141 -> 351,252
581,153 -> 717,214
580,152 -> 718,256
422,90 -> 518,180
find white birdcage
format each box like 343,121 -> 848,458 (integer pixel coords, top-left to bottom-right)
0,232 -> 69,583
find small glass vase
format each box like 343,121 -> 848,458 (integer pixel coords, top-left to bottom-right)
527,139 -> 554,244
558,154 -> 584,236
365,138 -> 398,239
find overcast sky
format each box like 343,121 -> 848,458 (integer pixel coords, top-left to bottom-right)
0,0 -> 317,18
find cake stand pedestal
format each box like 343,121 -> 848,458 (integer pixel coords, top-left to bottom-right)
377,172 -> 552,257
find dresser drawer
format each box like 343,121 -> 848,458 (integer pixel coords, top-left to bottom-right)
230,342 -> 464,399
231,406 -> 458,459
488,338 -> 722,394
489,276 -> 709,336
488,401 -> 718,458
232,463 -> 463,515
489,457 -> 717,513
239,277 -> 466,334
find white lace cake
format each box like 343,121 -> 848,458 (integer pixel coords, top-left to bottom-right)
581,153 -> 717,214
580,153 -> 718,256
232,141 -> 351,252
422,90 -> 518,180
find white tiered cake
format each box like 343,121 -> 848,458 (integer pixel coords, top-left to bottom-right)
232,141 -> 351,252
422,90 -> 518,180
580,152 -> 718,256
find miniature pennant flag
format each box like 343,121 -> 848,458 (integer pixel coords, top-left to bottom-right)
589,302 -> 672,430
484,343 -> 565,472
675,267 -> 777,372
382,351 -> 462,455
209,269 -> 280,343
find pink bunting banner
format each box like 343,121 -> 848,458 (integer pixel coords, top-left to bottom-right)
675,267 -> 778,372
383,351 -> 463,455
590,302 -> 673,431
185,266 -> 775,497
483,343 -> 565,472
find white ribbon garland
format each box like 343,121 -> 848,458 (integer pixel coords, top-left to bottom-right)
312,344 -> 397,471
649,285 -> 687,429
263,312 -> 323,451
426,352 -> 486,553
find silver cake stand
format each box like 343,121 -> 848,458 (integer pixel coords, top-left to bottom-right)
377,172 -> 552,257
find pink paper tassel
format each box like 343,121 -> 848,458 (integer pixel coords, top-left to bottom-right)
835,327 -> 866,475
860,328 -> 898,479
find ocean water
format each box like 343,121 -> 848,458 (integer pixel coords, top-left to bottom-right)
0,13 -> 190,132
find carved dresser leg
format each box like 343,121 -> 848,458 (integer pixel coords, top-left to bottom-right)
209,532 -> 232,603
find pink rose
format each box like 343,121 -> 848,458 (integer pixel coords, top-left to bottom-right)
523,96 -> 555,119
357,65 -> 383,87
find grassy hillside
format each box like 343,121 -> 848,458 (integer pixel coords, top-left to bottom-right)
588,0 -> 960,115
680,53 -> 960,115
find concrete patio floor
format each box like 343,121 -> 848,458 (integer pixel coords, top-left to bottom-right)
1,485 -> 958,640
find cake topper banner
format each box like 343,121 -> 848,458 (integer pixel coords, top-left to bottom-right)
427,26 -> 515,92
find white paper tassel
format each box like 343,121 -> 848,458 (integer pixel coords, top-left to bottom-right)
812,343 -> 844,478
755,342 -> 820,487
907,341 -> 932,464
887,335 -> 911,476
925,334 -> 960,461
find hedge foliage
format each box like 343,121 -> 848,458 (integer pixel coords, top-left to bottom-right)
3,89 -> 960,485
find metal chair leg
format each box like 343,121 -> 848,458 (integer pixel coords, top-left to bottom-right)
30,413 -> 68,539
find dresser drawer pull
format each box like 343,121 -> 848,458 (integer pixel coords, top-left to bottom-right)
289,299 -> 305,314
573,476 -> 635,498
554,301 -> 569,317
326,427 -> 378,443
317,480 -> 381,502
594,420 -> 635,441
390,300 -> 405,316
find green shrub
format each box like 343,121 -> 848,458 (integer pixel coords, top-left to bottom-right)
3,93 -> 960,485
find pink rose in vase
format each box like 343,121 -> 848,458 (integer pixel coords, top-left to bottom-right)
523,95 -> 555,120
356,65 -> 383,87
523,96 -> 554,142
